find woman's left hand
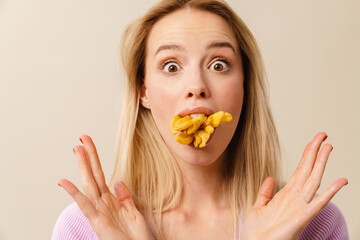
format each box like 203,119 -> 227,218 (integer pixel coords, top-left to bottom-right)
240,132 -> 348,240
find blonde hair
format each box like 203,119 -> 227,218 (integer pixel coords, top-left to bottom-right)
110,0 -> 282,239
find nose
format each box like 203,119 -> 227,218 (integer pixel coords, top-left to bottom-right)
184,71 -> 210,99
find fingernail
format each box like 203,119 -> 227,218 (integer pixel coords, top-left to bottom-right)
79,137 -> 83,144
58,182 -> 62,187
73,148 -> 76,154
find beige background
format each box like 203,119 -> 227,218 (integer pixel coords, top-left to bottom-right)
0,0 -> 359,239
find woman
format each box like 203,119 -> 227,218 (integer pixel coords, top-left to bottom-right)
52,0 -> 348,239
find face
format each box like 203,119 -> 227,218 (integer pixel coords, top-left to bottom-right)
141,9 -> 244,167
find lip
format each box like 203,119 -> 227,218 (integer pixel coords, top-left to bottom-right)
187,128 -> 216,147
178,107 -> 215,118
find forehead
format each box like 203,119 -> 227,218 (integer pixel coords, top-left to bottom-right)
146,8 -> 238,54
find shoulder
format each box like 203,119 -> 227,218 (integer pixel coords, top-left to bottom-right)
298,201 -> 349,240
51,202 -> 99,240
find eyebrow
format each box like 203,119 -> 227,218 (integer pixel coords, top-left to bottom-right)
154,41 -> 235,57
206,41 -> 235,54
154,44 -> 185,57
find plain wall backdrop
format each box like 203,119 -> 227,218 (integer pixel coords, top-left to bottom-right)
0,0 -> 359,239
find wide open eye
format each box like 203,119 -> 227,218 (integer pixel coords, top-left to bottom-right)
209,59 -> 229,72
161,61 -> 181,73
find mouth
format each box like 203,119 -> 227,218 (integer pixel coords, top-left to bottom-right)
187,128 -> 216,147
172,110 -> 232,148
178,107 -> 214,118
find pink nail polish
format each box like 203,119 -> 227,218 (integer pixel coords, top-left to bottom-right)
58,182 -> 62,187
73,148 -> 76,154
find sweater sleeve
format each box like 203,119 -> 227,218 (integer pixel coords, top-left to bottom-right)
298,201 -> 349,240
51,202 -> 99,240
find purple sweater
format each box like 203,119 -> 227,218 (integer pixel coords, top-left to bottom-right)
52,201 -> 349,240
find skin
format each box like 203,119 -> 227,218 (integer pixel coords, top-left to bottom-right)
140,9 -> 243,239
58,9 -> 348,240
141,8 -> 244,168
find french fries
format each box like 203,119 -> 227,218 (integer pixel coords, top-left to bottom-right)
171,111 -> 232,148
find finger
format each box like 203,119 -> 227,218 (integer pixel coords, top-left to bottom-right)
253,177 -> 275,209
293,132 -> 328,186
74,145 -> 100,201
80,135 -> 109,195
303,144 -> 333,202
308,178 -> 348,215
114,181 -> 137,213
58,178 -> 97,219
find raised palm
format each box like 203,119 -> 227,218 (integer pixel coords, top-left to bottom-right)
58,135 -> 154,240
240,132 -> 348,240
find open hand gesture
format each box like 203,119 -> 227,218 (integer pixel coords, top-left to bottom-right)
58,135 -> 154,240
240,132 -> 348,240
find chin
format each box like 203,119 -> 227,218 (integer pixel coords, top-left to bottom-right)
164,123 -> 235,167
183,149 -> 219,166
168,138 -> 226,167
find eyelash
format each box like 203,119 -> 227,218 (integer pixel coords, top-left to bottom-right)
159,59 -> 178,71
209,58 -> 231,72
159,57 -> 231,73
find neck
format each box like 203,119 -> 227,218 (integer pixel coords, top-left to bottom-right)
176,153 -> 230,215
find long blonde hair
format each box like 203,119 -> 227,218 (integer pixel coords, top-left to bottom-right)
110,0 -> 282,239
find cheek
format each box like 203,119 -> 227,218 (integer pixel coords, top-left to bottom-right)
146,80 -> 181,133
217,77 -> 244,113
214,76 -> 244,141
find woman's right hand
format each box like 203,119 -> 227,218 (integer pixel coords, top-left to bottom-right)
58,135 -> 154,240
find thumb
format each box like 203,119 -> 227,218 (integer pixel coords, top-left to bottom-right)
114,181 -> 137,213
253,176 -> 275,209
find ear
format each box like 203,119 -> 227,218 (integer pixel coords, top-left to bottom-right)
140,84 -> 150,109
